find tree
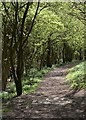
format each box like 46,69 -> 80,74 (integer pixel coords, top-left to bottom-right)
2,2 -> 40,96
2,2 -> 85,96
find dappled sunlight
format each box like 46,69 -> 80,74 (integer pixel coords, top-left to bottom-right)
3,63 -> 86,119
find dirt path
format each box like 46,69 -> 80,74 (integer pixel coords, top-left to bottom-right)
2,63 -> 86,119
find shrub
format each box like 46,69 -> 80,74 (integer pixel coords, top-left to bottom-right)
66,61 -> 86,89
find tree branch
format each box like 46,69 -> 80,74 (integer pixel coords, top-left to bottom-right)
22,0 -> 40,46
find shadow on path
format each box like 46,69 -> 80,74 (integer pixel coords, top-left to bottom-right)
2,62 -> 86,119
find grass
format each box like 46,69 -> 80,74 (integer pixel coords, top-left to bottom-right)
65,61 -> 86,89
1,108 -> 11,113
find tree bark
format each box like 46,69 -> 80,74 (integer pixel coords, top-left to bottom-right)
62,42 -> 65,63
15,78 -> 22,96
47,38 -> 52,67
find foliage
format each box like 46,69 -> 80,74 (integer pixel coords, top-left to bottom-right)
66,61 -> 86,89
0,91 -> 14,100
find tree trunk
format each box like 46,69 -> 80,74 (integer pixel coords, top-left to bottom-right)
47,38 -> 52,67
79,48 -> 82,60
2,62 -> 9,91
15,78 -> 22,96
62,42 -> 65,63
2,17 -> 10,91
84,49 -> 86,60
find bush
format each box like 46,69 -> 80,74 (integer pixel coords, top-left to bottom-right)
0,92 -> 9,99
66,61 -> 86,89
23,85 -> 31,90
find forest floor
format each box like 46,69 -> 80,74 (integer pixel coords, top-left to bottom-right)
2,63 -> 86,119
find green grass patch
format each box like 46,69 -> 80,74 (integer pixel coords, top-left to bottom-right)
2,108 -> 11,113
65,61 -> 86,89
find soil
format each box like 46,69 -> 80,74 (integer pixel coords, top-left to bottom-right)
2,63 -> 86,120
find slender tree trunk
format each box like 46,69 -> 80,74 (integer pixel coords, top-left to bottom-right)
62,42 -> 65,63
40,56 -> 43,70
57,48 -> 60,64
47,38 -> 52,67
79,48 -> 82,60
2,61 -> 9,91
2,17 -> 10,91
84,50 -> 86,60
